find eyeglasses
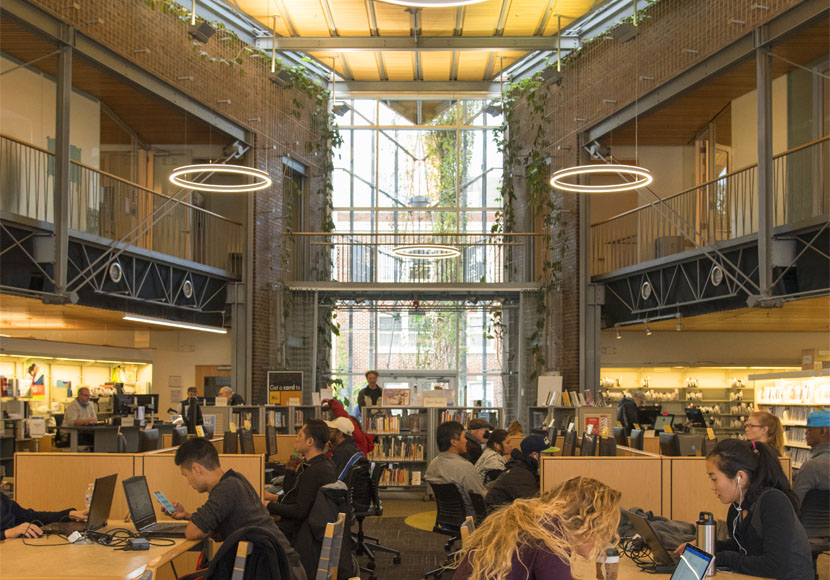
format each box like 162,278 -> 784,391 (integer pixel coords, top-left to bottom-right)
744,423 -> 763,429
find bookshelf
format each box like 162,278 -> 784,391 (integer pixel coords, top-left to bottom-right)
363,407 -> 431,488
751,370 -> 830,469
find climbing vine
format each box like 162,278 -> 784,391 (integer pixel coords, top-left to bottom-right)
494,77 -> 568,380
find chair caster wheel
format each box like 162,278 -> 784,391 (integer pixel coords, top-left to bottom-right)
393,556 -> 402,565
367,561 -> 376,571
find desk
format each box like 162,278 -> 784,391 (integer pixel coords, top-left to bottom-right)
0,529 -> 199,580
61,426 -> 140,453
571,554 -> 768,580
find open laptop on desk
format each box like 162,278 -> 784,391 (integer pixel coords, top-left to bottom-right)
41,473 -> 117,535
122,475 -> 188,537
623,509 -> 677,566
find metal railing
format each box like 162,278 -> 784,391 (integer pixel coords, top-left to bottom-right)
591,137 -> 829,276
1,135 -> 244,273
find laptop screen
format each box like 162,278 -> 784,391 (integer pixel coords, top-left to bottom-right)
122,475 -> 156,528
670,544 -> 713,580
87,474 -> 118,530
654,415 -> 674,430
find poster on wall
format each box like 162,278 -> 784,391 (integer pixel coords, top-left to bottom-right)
267,371 -> 303,405
25,360 -> 46,400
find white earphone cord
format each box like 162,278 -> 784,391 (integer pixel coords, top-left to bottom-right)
733,477 -> 748,555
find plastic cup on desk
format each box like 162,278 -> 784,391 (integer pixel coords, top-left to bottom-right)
84,482 -> 95,509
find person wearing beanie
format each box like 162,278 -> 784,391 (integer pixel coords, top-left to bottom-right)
792,409 -> 830,504
462,418 -> 493,464
484,434 -> 549,511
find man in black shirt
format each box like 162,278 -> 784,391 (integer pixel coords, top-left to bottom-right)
326,416 -> 363,479
267,419 -> 337,542
485,435 -> 547,510
356,370 -> 382,407
219,386 -> 245,406
167,438 -> 306,579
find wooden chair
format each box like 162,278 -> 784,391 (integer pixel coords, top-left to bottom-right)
316,513 -> 346,580
459,516 -> 475,541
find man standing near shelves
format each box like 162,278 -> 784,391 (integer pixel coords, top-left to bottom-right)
792,409 -> 830,504
462,418 -> 493,464
356,370 -> 382,408
326,416 -> 363,479
425,420 -> 487,516
616,390 -> 645,434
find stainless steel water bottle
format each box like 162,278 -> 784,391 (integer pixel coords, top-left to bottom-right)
696,511 -> 717,577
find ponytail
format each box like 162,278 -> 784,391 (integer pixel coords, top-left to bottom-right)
707,439 -> 799,514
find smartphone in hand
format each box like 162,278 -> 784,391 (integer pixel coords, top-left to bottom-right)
153,490 -> 176,514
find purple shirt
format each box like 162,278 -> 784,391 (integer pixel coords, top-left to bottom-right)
453,543 -> 573,580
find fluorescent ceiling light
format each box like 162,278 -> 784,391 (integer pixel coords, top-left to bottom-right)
123,314 -> 227,334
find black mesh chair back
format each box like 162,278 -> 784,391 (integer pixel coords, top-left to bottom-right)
659,432 -> 681,456
347,459 -> 374,516
171,426 -> 188,447
483,469 -> 504,485
223,431 -> 239,453
612,426 -> 628,447
347,460 -> 400,572
202,423 -> 215,439
428,482 -> 467,536
598,436 -> 616,457
629,429 -> 644,450
265,426 -> 278,457
580,433 -> 597,456
562,430 -> 578,456
468,492 -> 487,525
139,428 -> 161,452
239,429 -> 255,454
801,488 -> 830,538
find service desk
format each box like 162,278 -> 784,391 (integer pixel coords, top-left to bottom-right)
0,528 -> 199,580
60,425 -> 140,453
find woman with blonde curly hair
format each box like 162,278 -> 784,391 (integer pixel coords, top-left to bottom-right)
744,411 -> 785,456
453,476 -> 621,580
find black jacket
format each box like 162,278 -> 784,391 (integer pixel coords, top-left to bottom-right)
178,525 -> 298,580
294,482 -> 355,580
330,437 -> 362,478
269,454 -> 337,541
617,397 -> 639,434
0,495 -> 74,539
356,386 -> 382,407
484,449 -> 539,511
462,434 -> 483,464
180,396 -> 204,434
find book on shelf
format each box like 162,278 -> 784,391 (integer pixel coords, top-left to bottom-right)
378,466 -> 414,487
364,414 -> 400,434
367,436 -> 425,461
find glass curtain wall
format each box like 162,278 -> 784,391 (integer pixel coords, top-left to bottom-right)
330,99 -> 506,409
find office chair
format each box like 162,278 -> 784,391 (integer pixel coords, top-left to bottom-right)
562,430 -> 578,456
658,432 -> 681,456
239,429 -> 255,454
702,437 -> 718,456
171,426 -> 188,447
468,492 -> 487,525
349,460 -> 401,579
612,426 -> 628,447
629,429 -> 644,451
598,436 -> 617,456
222,431 -> 239,454
580,433 -> 597,456
423,482 -> 468,580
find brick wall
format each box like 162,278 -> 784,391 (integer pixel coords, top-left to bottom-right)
508,0 -> 802,391
29,0 -> 330,403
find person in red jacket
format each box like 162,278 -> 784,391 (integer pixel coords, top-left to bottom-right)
322,398 -> 374,455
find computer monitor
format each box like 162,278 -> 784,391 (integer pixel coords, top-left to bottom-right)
133,394 -> 159,412
685,408 -> 707,427
654,414 -> 674,432
638,405 -> 662,427
113,394 -> 134,416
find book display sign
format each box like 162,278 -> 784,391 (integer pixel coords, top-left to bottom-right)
267,371 -> 303,405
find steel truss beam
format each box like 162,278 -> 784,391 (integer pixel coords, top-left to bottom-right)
255,36 -> 581,52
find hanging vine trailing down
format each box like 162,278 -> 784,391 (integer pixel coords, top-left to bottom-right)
494,78 -> 568,380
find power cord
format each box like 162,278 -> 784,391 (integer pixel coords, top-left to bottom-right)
618,535 -> 658,572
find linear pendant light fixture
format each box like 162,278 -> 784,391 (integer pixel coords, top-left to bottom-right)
123,314 -> 227,334
391,244 -> 462,259
169,164 -> 272,193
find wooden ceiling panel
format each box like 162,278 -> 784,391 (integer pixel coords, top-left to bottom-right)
280,3 -> 329,36
0,294 -> 146,332
462,3 -> 501,35
420,51 -> 452,81
382,51 -> 415,81
234,0 -> 292,36
328,0 -> 372,35
455,52 -> 490,81
340,51 -> 380,81
503,0 -> 549,36
373,3 -> 413,36
420,8 -> 461,36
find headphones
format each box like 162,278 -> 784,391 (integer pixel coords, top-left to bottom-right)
735,475 -> 743,512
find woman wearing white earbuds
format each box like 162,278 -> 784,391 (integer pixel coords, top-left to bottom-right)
703,439 -> 812,579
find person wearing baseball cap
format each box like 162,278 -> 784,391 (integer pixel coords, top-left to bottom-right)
484,434 -> 551,511
462,418 -> 494,464
792,409 -> 830,504
326,416 -> 363,478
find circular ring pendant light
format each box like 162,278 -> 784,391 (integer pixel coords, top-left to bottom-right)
550,164 -> 653,193
169,164 -> 272,193
391,244 -> 461,260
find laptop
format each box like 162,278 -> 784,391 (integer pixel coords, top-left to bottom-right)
122,475 -> 188,537
670,544 -> 714,580
623,509 -> 677,566
42,474 -> 118,535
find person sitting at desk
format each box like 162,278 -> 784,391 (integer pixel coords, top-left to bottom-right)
453,476 -> 621,580
474,428 -> 509,482
462,418 -> 493,464
218,386 -> 245,406
265,419 -> 336,543
675,439 -> 812,580
0,494 -> 87,539
792,409 -> 830,505
744,411 -> 785,456
326,416 -> 362,479
484,435 -> 547,511
166,438 -> 306,579
62,387 -> 99,426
